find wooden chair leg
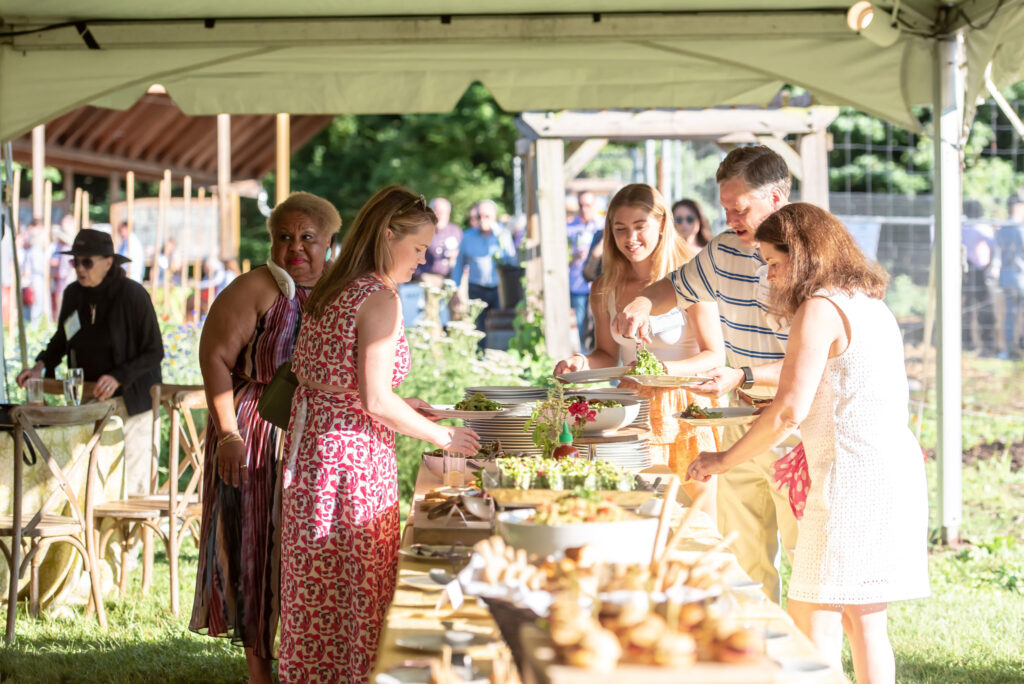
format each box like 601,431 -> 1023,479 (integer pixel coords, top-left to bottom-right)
29,546 -> 42,619
140,525 -> 154,594
5,541 -> 21,645
118,525 -> 130,596
169,518 -> 179,615
85,517 -> 107,629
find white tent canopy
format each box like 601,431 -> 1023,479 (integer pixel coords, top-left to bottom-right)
4,0 -> 1023,543
1,2 -> 1023,142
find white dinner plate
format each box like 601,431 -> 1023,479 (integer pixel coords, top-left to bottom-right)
423,405 -> 509,420
626,374 -> 712,388
776,659 -> 831,673
377,666 -> 488,684
675,406 -> 758,427
398,575 -> 446,592
394,631 -> 497,653
555,366 -> 631,384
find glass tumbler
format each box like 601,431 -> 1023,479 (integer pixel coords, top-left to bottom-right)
26,378 -> 45,406
442,451 -> 467,488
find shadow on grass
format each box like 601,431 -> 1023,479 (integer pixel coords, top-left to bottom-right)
897,653 -> 1024,684
0,630 -> 251,684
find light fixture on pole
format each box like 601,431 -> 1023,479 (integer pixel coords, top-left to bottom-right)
846,1 -> 901,47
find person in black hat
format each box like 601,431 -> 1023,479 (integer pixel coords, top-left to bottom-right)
17,228 -> 164,495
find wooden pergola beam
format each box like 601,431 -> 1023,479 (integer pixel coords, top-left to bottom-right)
519,107 -> 839,142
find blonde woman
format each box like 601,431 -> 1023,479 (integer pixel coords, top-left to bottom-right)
278,186 -> 480,682
554,184 -> 725,518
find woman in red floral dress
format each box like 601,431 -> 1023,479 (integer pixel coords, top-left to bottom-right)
279,186 -> 480,683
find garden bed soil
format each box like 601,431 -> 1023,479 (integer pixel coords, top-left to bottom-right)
924,441 -> 1024,472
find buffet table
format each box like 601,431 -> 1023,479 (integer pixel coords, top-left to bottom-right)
374,462 -> 850,683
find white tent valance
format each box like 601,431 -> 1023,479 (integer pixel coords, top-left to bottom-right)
2,2 -> 1023,143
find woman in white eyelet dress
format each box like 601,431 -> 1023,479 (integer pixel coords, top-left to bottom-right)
688,203 -> 929,684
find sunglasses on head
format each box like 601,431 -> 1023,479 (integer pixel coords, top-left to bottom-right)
674,215 -> 698,225
394,194 -> 427,217
70,256 -> 98,270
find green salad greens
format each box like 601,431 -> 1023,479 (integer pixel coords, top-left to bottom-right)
454,393 -> 502,411
628,348 -> 665,376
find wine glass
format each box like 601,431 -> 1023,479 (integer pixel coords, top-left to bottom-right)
64,367 -> 84,406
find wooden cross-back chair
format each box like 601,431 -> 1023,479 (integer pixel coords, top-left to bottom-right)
92,384 -> 206,614
1,400 -> 118,644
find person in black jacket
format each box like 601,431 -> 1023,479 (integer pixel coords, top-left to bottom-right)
17,228 -> 164,494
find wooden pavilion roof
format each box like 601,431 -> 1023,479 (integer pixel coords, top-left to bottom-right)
9,92 -> 333,186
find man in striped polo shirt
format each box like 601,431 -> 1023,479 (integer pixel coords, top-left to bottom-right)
614,145 -> 798,603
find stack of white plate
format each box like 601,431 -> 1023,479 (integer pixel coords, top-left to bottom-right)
463,386 -> 548,455
463,385 -> 547,412
593,439 -> 652,472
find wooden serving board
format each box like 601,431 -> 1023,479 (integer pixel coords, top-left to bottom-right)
410,500 -> 493,546
487,488 -> 655,509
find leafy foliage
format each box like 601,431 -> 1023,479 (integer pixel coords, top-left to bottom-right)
272,82 -> 518,231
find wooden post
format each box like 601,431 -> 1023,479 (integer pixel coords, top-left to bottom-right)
535,138 -> 573,359
180,176 -> 192,318
31,124 -> 45,221
126,171 -> 135,236
42,180 -> 52,321
232,192 -> 241,264
242,259 -> 251,273
195,188 -> 206,321
797,129 -> 830,210
10,168 -> 29,368
217,114 -> 232,262
150,173 -> 168,294
193,258 -> 202,321
276,113 -> 290,205
81,191 -> 89,228
72,187 -> 83,232
108,172 -> 121,205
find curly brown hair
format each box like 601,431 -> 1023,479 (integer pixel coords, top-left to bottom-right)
754,203 -> 889,318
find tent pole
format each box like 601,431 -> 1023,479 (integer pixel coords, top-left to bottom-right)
932,34 -> 964,545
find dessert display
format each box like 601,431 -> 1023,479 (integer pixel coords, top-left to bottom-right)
493,456 -> 636,491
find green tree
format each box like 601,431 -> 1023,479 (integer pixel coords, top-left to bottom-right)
270,82 -> 518,232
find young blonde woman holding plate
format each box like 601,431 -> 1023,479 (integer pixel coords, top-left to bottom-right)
554,184 -> 725,519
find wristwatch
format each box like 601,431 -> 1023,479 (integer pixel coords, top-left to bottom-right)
740,366 -> 755,390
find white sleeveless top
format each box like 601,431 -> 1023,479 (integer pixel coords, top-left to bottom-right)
608,290 -> 699,364
788,291 -> 930,604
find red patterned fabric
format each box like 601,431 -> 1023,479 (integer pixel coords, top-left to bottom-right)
279,275 -> 410,683
772,442 -> 809,520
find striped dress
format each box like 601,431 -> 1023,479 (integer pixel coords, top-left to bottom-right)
189,279 -> 309,659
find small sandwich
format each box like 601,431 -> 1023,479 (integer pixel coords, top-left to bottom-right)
715,627 -> 765,664
564,625 -> 622,671
654,631 -> 698,668
619,613 -> 668,664
675,601 -> 707,632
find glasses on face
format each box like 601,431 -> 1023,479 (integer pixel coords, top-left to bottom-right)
674,215 -> 698,225
70,257 -> 96,270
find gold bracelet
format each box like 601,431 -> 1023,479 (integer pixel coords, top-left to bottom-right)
217,432 -> 243,447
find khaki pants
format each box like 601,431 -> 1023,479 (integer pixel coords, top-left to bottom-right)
114,398 -> 156,496
716,423 -> 800,604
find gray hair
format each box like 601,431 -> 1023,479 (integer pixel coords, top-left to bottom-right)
267,191 -> 342,237
716,145 -> 792,199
